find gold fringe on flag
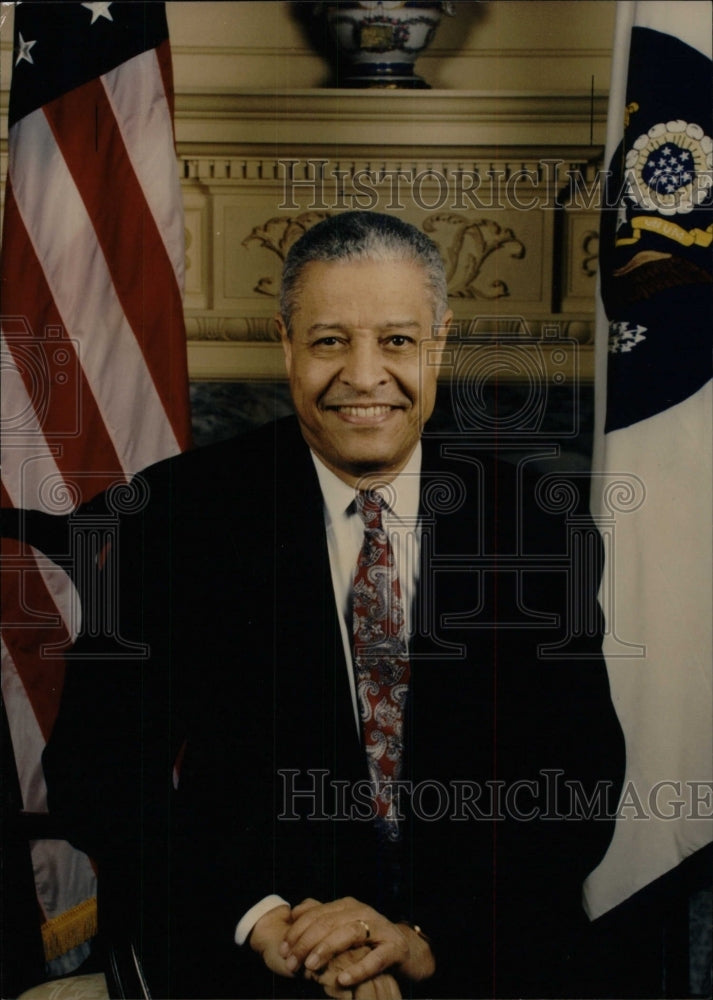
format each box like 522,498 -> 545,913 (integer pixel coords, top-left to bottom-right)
41,896 -> 98,962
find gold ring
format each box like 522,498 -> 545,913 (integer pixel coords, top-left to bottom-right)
357,918 -> 371,940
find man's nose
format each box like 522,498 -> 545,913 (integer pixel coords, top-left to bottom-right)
339,341 -> 389,393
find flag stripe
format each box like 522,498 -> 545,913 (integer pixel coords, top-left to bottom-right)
36,548 -> 81,646
1,637 -> 52,810
1,543 -> 71,743
1,194 -> 126,504
9,108 -> 182,476
155,37 -> 177,130
0,329 -> 87,514
1,3 -> 191,971
102,45 -> 186,291
42,71 -> 190,451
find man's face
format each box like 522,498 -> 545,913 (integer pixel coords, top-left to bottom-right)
278,257 -> 451,486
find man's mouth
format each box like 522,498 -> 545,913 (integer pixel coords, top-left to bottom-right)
329,404 -> 397,417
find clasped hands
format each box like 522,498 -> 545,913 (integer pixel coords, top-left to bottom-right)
250,896 -> 435,998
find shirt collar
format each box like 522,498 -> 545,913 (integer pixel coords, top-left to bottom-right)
311,444 -> 422,527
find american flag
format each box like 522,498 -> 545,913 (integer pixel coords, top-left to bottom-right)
585,0 -> 713,919
1,0 -> 190,974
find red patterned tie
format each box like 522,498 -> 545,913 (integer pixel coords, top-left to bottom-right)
352,491 -> 410,841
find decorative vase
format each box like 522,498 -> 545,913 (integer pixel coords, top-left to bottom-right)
318,1 -> 455,89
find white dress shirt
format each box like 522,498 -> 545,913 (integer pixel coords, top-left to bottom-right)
312,445 -> 423,732
235,445 -> 423,946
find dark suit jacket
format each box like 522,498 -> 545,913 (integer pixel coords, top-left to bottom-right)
43,416 -> 624,998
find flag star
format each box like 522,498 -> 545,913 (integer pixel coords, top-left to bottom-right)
15,31 -> 36,66
82,1 -> 114,23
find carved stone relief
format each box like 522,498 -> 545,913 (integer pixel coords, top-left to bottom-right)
242,211 -> 334,295
179,149 -> 599,379
241,210 -> 528,302
421,213 -> 525,299
562,211 -> 600,310
581,229 -> 599,278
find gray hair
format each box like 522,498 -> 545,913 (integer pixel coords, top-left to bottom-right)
279,211 -> 449,332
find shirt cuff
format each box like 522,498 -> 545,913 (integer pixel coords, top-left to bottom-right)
234,894 -> 290,946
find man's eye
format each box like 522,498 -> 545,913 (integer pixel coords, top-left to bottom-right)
387,335 -> 413,347
313,336 -> 340,347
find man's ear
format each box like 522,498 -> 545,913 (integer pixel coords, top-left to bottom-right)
275,315 -> 292,376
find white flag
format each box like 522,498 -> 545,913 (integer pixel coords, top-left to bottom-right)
585,1 -> 713,918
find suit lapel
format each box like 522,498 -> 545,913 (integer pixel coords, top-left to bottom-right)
270,421 -> 364,774
407,436 -> 499,785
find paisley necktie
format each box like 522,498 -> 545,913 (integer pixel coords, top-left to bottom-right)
352,491 -> 410,841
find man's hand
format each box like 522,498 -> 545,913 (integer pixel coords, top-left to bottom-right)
279,897 -> 435,989
248,903 -> 295,978
307,946 -> 402,999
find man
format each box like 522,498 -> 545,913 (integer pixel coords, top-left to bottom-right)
43,211 -> 624,998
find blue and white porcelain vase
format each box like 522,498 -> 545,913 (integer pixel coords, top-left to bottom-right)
319,1 -> 455,89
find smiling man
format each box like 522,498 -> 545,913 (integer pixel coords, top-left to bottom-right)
250,216 -> 453,994
276,242 -> 451,485
44,212 -> 624,999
